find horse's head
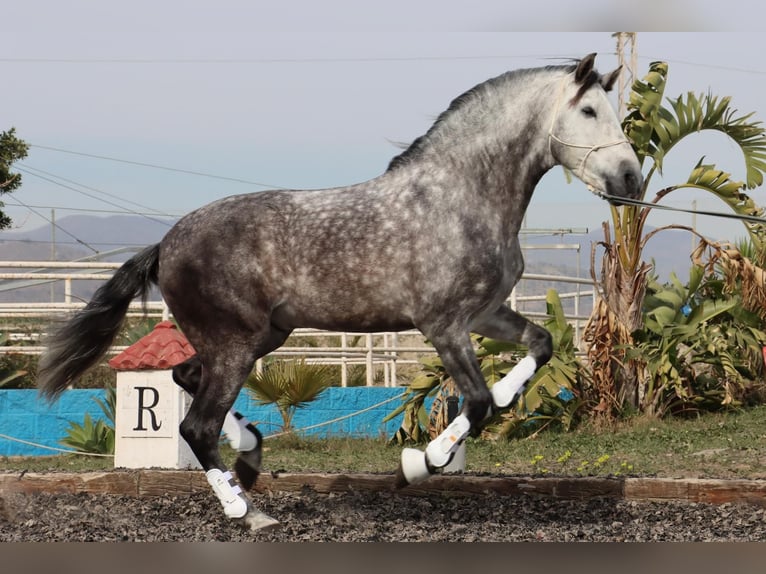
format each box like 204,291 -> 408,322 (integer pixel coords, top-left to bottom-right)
547,53 -> 643,205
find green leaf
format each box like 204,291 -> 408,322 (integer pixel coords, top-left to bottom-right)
653,290 -> 684,309
647,306 -> 677,328
477,337 -> 519,356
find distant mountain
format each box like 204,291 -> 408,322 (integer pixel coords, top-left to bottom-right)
0,214 -> 176,261
0,215 -> 177,303
522,226 -> 701,282
515,226 -> 703,317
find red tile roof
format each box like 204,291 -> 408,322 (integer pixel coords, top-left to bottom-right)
108,320 -> 196,370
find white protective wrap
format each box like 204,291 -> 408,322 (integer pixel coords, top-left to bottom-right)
490,355 -> 537,408
206,468 -> 248,519
222,411 -> 258,452
399,447 -> 432,485
425,413 -> 471,469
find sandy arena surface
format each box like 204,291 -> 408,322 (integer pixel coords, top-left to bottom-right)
2,486 -> 766,542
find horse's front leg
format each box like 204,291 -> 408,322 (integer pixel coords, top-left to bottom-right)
473,304 -> 553,410
396,330 -> 492,487
396,308 -> 553,488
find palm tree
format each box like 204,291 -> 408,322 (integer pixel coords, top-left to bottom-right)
583,60 -> 766,417
244,359 -> 335,432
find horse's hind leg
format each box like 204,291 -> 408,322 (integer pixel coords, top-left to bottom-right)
177,335 -> 285,532
172,356 -> 263,490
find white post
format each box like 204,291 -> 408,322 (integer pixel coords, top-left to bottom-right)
382,333 -> 390,387
366,333 -> 374,386
341,332 -> 348,387
389,332 -> 399,387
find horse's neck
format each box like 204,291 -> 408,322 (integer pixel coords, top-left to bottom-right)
412,77 -> 557,219
401,133 -> 552,231
380,71 -> 563,233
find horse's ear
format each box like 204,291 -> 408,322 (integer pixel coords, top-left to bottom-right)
574,53 -> 597,83
600,66 -> 621,92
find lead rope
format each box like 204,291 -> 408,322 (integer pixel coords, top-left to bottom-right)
596,192 -> 766,224
547,72 -> 632,186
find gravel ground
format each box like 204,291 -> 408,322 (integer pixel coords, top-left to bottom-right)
2,488 -> 765,542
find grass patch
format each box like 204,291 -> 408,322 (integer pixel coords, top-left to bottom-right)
3,405 -> 766,479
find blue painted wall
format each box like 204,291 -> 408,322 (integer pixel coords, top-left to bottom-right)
0,387 -> 408,457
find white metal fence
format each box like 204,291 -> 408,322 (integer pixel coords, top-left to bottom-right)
0,257 -> 597,387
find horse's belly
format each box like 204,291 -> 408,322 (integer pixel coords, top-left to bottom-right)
272,298 -> 414,333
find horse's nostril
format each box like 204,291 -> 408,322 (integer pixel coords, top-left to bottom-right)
624,169 -> 642,196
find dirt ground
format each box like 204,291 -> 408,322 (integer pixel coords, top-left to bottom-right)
2,487 -> 765,542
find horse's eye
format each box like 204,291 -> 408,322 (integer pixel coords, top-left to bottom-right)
582,106 -> 597,118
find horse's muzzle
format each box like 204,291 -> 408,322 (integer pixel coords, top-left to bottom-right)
604,160 -> 643,205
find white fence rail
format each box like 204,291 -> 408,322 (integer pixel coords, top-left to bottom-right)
0,260 -> 597,387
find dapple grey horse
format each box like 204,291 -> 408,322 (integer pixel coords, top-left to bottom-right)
38,53 -> 642,531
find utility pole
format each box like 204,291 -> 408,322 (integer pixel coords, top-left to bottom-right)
50,208 -> 55,302
613,32 -> 638,119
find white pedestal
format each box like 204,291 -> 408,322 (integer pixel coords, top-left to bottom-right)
443,442 -> 466,474
114,370 -> 200,469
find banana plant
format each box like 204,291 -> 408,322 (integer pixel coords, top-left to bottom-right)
585,60 -> 766,417
628,266 -> 766,416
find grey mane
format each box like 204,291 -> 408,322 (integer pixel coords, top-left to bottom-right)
386,63 -> 582,172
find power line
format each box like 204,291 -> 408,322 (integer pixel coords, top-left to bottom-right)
1,201 -> 181,217
9,195 -> 98,253
0,54 -> 562,65
0,237 -> 159,247
17,166 -> 176,231
30,144 -> 288,189
18,163 -> 173,215
640,55 -> 766,77
5,52 -> 766,76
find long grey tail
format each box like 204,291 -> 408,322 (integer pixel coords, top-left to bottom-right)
37,244 -> 161,401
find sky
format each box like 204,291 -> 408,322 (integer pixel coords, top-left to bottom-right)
2,1 -> 765,248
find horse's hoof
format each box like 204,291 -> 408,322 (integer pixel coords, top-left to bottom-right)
395,447 -> 432,488
238,510 -> 281,532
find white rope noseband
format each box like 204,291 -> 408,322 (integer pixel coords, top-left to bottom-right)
547,73 -> 631,188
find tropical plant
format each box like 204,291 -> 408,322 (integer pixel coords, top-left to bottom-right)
485,289 -> 584,438
60,385 -> 116,455
584,60 -> 766,418
116,317 -> 164,347
387,289 -> 582,444
0,127 -> 28,230
0,370 -> 27,389
244,359 -> 334,432
703,237 -> 766,326
624,263 -> 766,417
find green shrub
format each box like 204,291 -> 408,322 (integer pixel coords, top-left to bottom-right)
59,385 -> 116,455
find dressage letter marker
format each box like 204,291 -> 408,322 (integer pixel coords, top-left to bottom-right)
114,373 -> 200,469
132,386 -> 163,431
